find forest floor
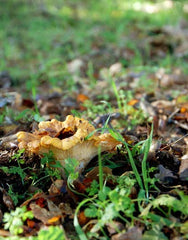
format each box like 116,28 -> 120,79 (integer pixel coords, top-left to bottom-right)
0,1 -> 188,239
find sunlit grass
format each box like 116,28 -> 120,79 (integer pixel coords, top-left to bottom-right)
0,0 -> 186,90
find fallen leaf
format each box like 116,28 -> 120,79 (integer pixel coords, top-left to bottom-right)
0,229 -> 11,237
127,99 -> 139,106
30,203 -> 53,225
27,219 -> 36,228
67,58 -> 84,74
155,164 -> 178,184
48,179 -> 64,195
0,134 -> 18,150
59,203 -> 74,217
47,199 -> 62,215
73,180 -> 88,193
21,192 -> 46,207
0,187 -> 14,210
85,166 -> 112,180
151,100 -> 175,114
39,101 -> 61,115
76,94 -> 89,111
106,221 -> 124,235
47,215 -> 62,225
179,154 -> 188,181
111,226 -> 142,240
35,197 -> 46,208
76,94 -> 89,103
30,200 -> 63,225
78,211 -> 89,226
109,62 -> 122,76
0,126 -> 19,138
0,92 -> 22,109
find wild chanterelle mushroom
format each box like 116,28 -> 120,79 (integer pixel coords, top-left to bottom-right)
17,115 -> 120,172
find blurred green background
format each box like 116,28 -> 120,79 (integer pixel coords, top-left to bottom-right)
0,0 -> 187,95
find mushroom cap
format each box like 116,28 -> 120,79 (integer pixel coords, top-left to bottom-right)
17,115 -> 120,171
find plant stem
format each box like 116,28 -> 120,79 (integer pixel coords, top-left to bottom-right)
74,197 -> 96,240
98,146 -> 103,192
111,79 -> 122,110
124,142 -> 144,190
141,125 -> 153,200
108,129 -> 144,190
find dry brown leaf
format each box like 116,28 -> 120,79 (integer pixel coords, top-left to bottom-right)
0,92 -> 22,109
0,187 -> 14,210
48,179 -> 64,195
78,211 -> 89,226
106,221 -> 124,236
0,229 -> 11,237
179,154 -> 188,181
21,192 -> 46,207
59,203 -> 74,217
111,226 -> 142,240
30,199 -> 63,225
85,166 -> 112,180
0,134 -> 18,150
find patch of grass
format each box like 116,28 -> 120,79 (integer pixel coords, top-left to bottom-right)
33,151 -> 62,185
83,100 -> 113,120
0,0 -> 185,93
111,81 -> 147,128
109,126 -> 154,198
73,125 -> 187,239
1,107 -> 44,124
0,150 -> 62,206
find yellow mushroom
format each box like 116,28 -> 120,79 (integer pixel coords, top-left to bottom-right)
17,115 -> 120,172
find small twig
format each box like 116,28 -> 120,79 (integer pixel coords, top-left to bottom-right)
171,120 -> 188,131
159,133 -> 188,151
168,108 -> 179,120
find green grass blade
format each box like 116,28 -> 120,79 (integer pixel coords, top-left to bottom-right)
111,79 -> 122,110
124,141 -> 144,190
74,197 -> 96,240
141,125 -> 153,199
98,146 -> 103,192
108,129 -> 144,190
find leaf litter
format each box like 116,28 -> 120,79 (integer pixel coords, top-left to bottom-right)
0,1 -> 188,239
